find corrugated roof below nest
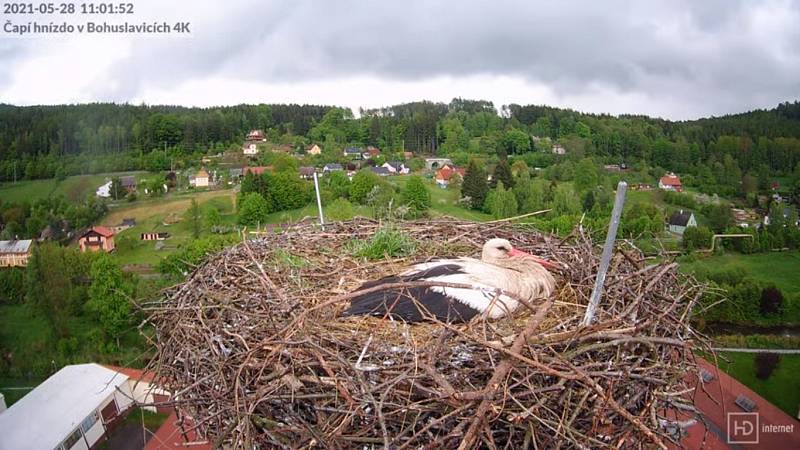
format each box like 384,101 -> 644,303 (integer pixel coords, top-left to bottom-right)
145,217 -> 705,449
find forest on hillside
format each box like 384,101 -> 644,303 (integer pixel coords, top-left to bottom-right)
1,99 -> 799,199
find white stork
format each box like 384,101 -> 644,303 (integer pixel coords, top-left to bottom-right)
343,238 -> 557,323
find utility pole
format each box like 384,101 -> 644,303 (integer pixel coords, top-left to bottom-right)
313,172 -> 325,230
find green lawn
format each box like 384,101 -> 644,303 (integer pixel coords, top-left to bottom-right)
712,352 -> 800,417
0,172 -> 144,203
0,376 -> 44,407
111,190 -> 238,266
388,175 -> 493,221
680,251 -> 800,294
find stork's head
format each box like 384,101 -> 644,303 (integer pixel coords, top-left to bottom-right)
481,238 -> 558,270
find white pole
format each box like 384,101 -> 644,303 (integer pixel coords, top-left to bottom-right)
313,172 -> 325,230
582,181 -> 627,326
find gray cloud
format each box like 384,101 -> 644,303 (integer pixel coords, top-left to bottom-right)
5,0 -> 800,118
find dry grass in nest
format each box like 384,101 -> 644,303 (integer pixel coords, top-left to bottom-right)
143,217 -> 706,449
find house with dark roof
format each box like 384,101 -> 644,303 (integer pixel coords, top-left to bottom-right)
667,210 -> 697,234
323,163 -> 343,173
299,166 -> 316,180
370,166 -> 391,177
343,147 -> 363,159
0,239 -> 33,267
120,176 -> 137,192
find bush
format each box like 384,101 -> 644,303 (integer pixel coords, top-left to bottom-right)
760,286 -> 784,316
348,227 -> 416,260
401,176 -> 431,216
237,193 -> 270,226
326,198 -> 356,221
158,235 -> 239,277
754,352 -> 780,380
682,226 -> 713,251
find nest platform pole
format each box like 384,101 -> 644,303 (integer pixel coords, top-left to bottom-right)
582,181 -> 627,326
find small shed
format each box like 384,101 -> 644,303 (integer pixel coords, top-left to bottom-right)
141,232 -> 170,241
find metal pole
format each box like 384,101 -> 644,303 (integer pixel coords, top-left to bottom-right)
582,181 -> 627,326
313,172 -> 325,230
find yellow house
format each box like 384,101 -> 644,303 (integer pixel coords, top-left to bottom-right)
306,144 -> 322,155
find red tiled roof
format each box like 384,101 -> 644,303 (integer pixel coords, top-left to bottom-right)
677,357 -> 800,449
660,174 -> 682,186
143,412 -> 211,450
435,166 -> 465,181
243,166 -> 268,176
103,364 -> 155,384
82,226 -> 115,238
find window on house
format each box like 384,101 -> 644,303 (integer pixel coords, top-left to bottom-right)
62,428 -> 83,449
80,411 -> 99,433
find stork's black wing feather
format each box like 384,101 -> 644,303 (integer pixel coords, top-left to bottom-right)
343,263 -> 479,323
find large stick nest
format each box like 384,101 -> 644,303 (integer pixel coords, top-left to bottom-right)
144,218 -> 705,449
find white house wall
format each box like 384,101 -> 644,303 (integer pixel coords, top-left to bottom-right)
128,380 -> 169,413
83,419 -> 105,448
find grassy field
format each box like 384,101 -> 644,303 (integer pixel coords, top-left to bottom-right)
680,251 -> 800,294
712,352 -> 800,417
0,172 -> 144,203
107,189 -> 238,266
388,175 -> 493,221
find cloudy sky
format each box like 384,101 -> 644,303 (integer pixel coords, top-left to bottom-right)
0,0 -> 798,119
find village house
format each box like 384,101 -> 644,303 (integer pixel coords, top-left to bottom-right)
382,161 -> 410,175
343,147 -> 363,159
274,144 -> 293,154
306,144 -> 322,155
0,239 -> 33,267
323,163 -> 344,173
111,218 -> 136,234
120,176 -> 137,193
95,180 -> 112,198
659,172 -> 683,192
194,169 -> 210,188
299,166 -> 316,180
403,151 -> 414,160
242,141 -> 259,156
246,129 -> 267,142
435,165 -> 466,188
552,144 -> 567,155
243,166 -> 270,177
630,183 -> 653,191
77,226 -> 115,253
0,364 -> 136,450
229,168 -> 243,181
370,166 -> 391,177
364,146 -> 381,159
667,210 -> 697,235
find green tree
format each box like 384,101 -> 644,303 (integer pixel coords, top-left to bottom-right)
86,254 -> 132,339
110,177 -> 124,200
238,193 -> 270,226
460,160 -> 489,210
185,199 -> 202,238
205,207 -> 223,229
552,184 -> 581,216
492,158 -> 514,189
573,158 -> 599,194
325,170 -> 351,199
401,175 -> 432,215
707,204 -> 733,233
349,170 -> 379,204
503,129 -> 531,154
326,198 -> 356,221
485,181 -> 518,219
